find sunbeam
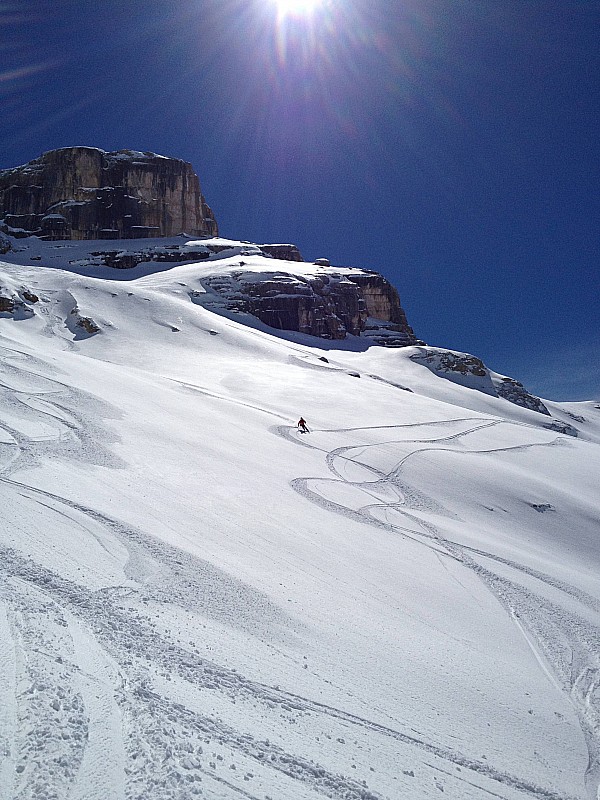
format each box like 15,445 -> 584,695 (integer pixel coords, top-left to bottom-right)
272,0 -> 323,17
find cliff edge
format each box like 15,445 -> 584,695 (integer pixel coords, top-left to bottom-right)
0,147 -> 218,240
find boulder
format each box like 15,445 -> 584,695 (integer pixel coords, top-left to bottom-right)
76,316 -> 101,335
21,290 -> 39,303
0,294 -> 15,313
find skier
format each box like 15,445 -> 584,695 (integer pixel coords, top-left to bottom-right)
297,417 -> 309,433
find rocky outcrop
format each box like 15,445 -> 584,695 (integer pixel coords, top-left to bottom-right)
0,286 -> 36,318
259,244 -> 303,262
410,347 -> 551,416
346,272 -> 418,346
493,376 -> 550,415
0,147 -> 218,240
74,315 -> 100,335
201,270 -> 370,339
0,232 -> 11,254
542,420 -> 578,437
21,290 -> 39,304
412,350 -> 489,379
59,233 -> 417,344
197,266 -> 421,344
68,241 -> 263,270
0,293 -> 14,313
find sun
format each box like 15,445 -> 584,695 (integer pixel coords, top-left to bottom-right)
272,0 -> 322,17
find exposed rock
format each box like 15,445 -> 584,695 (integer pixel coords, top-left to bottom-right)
0,232 -> 11,254
493,376 -> 550,415
346,272 -> 418,346
21,290 -> 39,303
529,503 -> 555,513
346,273 -> 404,323
0,294 -> 15,313
414,350 -> 488,378
202,270 -> 369,339
259,244 -> 303,262
2,227 -> 419,347
54,238 -> 415,344
563,410 -> 586,423
188,259 -> 421,345
69,240 -> 259,270
314,258 -> 330,267
77,317 -> 100,334
71,312 -> 100,335
543,420 -> 578,437
57,235 -> 419,345
410,347 -> 551,415
362,320 -> 423,347
0,287 -> 34,318
0,147 -> 218,240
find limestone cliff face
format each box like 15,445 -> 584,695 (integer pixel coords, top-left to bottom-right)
200,267 -> 419,343
0,147 -> 218,240
345,272 -> 418,346
241,272 -> 368,339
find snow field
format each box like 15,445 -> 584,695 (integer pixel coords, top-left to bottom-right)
1,243 -> 599,798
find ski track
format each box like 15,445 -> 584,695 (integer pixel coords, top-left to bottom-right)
283,421 -> 600,800
0,339 -> 596,799
0,603 -> 17,800
0,543 -> 585,800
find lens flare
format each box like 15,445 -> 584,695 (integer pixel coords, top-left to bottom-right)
272,0 -> 322,17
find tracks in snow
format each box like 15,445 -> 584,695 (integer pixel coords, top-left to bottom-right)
0,335 -> 596,799
0,539 -> 584,800
281,419 -> 600,800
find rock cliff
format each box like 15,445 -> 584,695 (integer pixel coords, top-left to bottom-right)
345,272 -> 418,346
202,270 -> 369,339
0,147 -> 218,240
199,265 -> 419,343
56,238 -> 418,345
410,347 -> 552,416
259,244 -> 303,262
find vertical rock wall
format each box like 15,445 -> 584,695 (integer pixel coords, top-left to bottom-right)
345,272 -> 417,344
0,147 -> 218,240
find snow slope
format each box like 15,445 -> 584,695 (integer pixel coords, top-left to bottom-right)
0,238 -> 599,800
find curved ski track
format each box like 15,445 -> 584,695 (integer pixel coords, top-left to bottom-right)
281,419 -> 600,800
0,337 -> 597,800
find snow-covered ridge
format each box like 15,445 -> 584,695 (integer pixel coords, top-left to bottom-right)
409,346 -> 557,419
1,233 -> 418,347
0,233 -> 576,424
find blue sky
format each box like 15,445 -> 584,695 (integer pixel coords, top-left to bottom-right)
1,0 -> 598,399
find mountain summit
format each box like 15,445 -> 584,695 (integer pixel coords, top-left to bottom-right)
0,147 -> 218,241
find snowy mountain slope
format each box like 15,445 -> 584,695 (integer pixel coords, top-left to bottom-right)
0,239 -> 599,800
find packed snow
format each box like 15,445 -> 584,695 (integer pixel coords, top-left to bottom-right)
0,236 -> 599,800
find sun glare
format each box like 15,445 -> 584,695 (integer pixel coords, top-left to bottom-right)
273,0 -> 322,17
